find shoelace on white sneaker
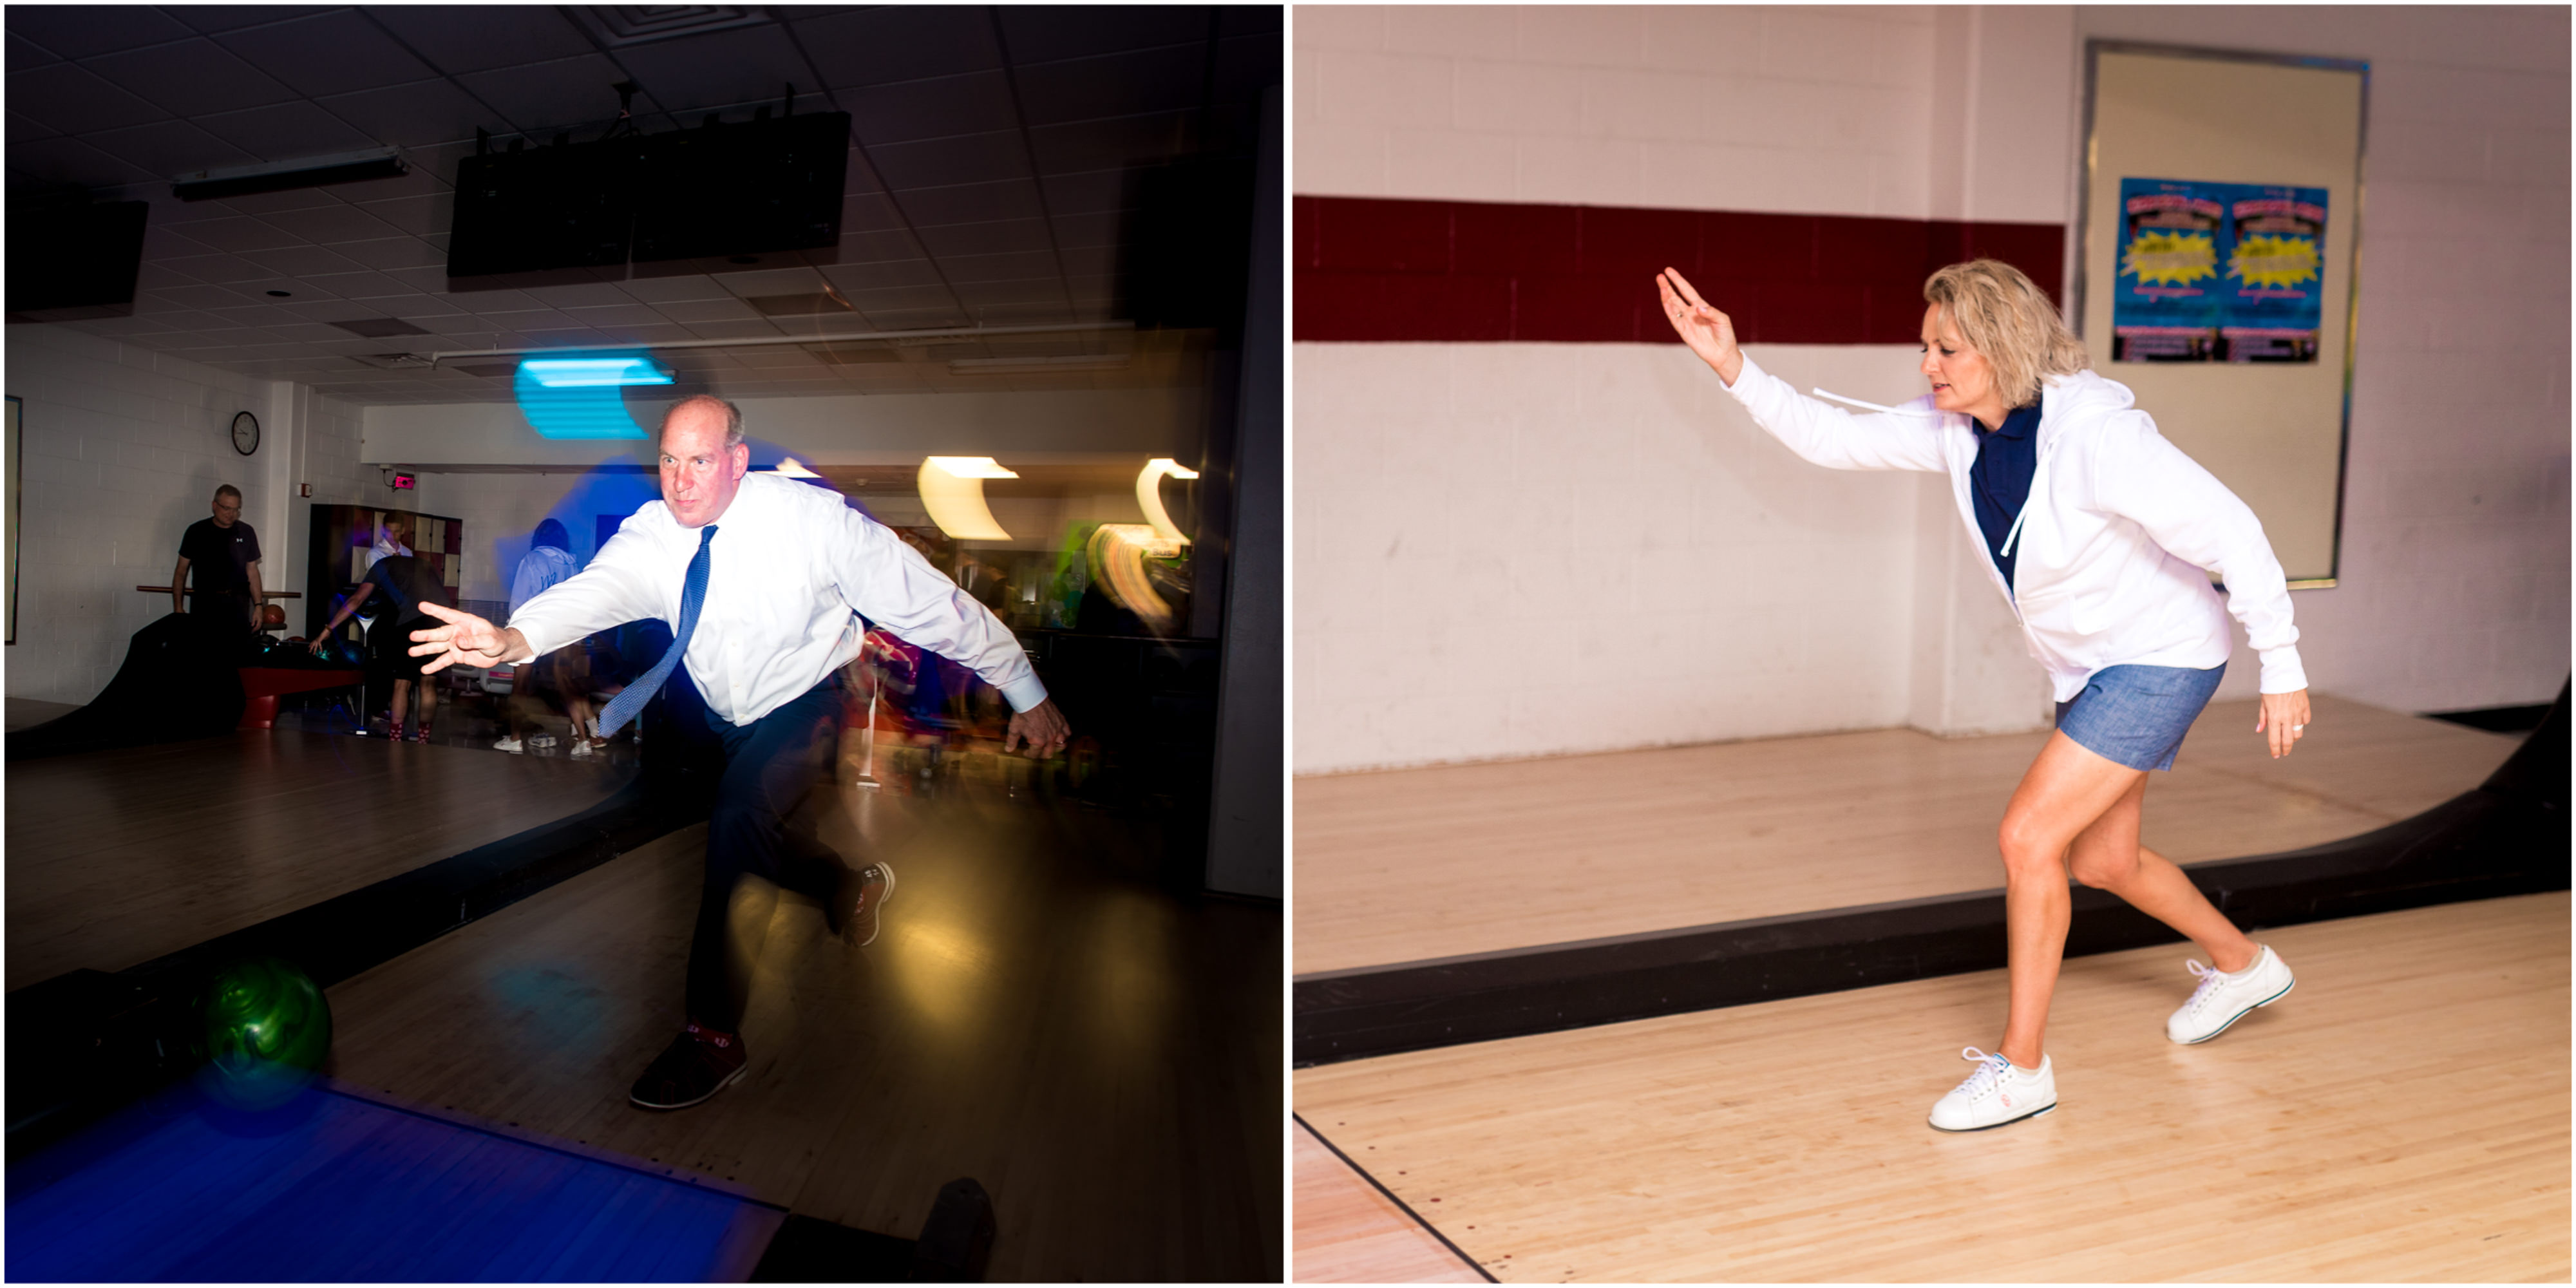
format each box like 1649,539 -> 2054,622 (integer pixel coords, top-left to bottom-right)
2181,958 -> 2242,1014
1952,1046 -> 2014,1100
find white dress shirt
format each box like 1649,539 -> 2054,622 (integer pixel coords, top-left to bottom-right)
508,544 -> 582,621
366,536 -> 412,570
507,472 -> 1046,726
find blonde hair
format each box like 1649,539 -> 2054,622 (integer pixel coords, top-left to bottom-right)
1922,260 -> 2088,409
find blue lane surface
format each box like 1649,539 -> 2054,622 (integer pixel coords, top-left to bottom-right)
7,1082 -> 779,1282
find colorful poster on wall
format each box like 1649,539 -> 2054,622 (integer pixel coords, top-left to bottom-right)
2113,178 -> 2328,363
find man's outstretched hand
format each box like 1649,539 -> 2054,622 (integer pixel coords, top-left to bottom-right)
408,601 -> 530,674
1004,697 -> 1071,759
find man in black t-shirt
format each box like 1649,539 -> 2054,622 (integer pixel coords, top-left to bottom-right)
173,484 -> 264,634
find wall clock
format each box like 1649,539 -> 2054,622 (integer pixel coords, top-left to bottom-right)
231,410 -> 260,456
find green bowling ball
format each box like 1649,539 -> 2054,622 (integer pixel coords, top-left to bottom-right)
198,957 -> 332,1112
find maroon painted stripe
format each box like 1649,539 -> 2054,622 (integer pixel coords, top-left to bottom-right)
1294,195 -> 2065,345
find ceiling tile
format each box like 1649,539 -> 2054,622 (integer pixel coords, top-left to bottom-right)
144,283 -> 264,311
619,274 -> 730,305
314,78 -> 495,149
891,178 -> 1045,228
361,5 -> 596,75
351,191 -> 455,237
915,218 -> 1054,259
864,129 -> 1029,189
844,71 -> 1018,146
5,62 -> 170,134
837,192 -> 911,234
996,6 -> 1211,64
1038,168 -> 1135,216
7,109 -> 61,144
240,243 -> 368,277
609,25 -> 811,117
7,5 -> 198,57
256,202 -> 404,244
166,8 -> 320,37
78,118 -> 258,179
852,305 -> 969,331
832,229 -> 926,265
790,8 -> 1000,90
7,31 -> 63,73
1026,110 -> 1195,176
712,265 -> 836,296
1011,45 -> 1208,128
329,236 -> 447,271
519,281 -> 636,310
452,53 -> 636,136
156,254 -> 267,286
86,37 -> 300,118
1049,210 -> 1124,249
821,259 -> 946,294
164,214 -> 303,254
936,250 -> 1061,284
683,319 -> 791,341
191,100 -> 382,160
378,265 -> 453,294
301,269 -> 416,299
954,278 -> 1066,307
1057,243 -> 1121,278
657,298 -> 761,324
214,10 -> 435,99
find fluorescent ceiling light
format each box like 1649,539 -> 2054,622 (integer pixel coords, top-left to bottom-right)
520,357 -> 673,387
926,456 -> 1018,480
173,147 -> 407,202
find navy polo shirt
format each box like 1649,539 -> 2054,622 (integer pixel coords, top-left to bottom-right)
1969,398 -> 2043,590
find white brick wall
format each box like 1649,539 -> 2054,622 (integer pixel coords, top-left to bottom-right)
6,324 -> 323,702
1295,5 -> 2569,770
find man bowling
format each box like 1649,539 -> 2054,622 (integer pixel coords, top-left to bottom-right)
408,395 -> 1072,1109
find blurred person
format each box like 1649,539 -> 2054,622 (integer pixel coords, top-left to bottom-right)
310,552 -> 451,742
406,395 -> 1071,1111
172,484 -> 264,640
497,518 -> 588,755
368,513 -> 413,569
1658,259 -> 2311,1132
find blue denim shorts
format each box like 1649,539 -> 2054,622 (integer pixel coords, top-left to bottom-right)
2054,663 -> 2226,772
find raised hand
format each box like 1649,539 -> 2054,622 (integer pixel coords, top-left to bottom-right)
408,601 -> 526,673
1656,267 -> 1743,386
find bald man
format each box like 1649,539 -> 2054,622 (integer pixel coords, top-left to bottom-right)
409,394 -> 1070,1110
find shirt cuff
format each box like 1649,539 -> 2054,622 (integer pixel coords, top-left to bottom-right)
2256,644 -> 2307,695
1721,353 -> 1765,393
999,672 -> 1048,713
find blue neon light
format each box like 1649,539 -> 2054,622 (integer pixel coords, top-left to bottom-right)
514,355 -> 654,440
521,356 -> 674,388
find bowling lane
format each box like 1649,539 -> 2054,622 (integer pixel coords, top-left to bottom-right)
7,731 -> 630,985
321,769 -> 1281,1282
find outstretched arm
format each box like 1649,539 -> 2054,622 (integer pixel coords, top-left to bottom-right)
408,601 -> 533,672
1658,267 -> 1745,386
1656,267 -> 1948,474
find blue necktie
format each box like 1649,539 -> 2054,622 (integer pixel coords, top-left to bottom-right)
597,524 -> 715,737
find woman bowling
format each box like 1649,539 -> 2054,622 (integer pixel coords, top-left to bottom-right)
1656,259 -> 2311,1132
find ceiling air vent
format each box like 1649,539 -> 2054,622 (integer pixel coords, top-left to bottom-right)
349,353 -> 435,370
331,317 -> 430,339
570,6 -> 771,46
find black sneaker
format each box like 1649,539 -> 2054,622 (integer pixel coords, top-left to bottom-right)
628,1022 -> 748,1110
839,862 -> 895,947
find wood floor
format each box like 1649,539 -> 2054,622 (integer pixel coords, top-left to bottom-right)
1294,893 -> 2570,1282
1294,1119 -> 1485,1283
6,730 -> 630,985
1295,696 -> 2522,974
321,782 -> 1282,1282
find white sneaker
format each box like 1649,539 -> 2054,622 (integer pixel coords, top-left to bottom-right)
530,734 -> 558,748
2167,945 -> 2295,1044
569,739 -> 595,758
493,735 -> 524,754
1928,1047 -> 2057,1132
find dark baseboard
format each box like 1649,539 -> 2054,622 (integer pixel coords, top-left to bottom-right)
1295,685 -> 2568,1068
2427,703 -> 2556,734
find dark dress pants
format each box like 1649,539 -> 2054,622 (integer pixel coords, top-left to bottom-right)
663,669 -> 849,1031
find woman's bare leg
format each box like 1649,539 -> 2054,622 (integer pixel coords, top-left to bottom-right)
1993,732 -> 2151,1070
2066,776 -> 2259,972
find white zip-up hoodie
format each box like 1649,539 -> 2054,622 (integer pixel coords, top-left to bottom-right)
1719,354 -> 2307,700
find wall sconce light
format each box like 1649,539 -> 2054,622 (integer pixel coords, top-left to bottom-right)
1135,457 -> 1199,544
917,457 -> 1017,541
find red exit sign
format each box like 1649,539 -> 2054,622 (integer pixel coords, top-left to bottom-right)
392,472 -> 415,490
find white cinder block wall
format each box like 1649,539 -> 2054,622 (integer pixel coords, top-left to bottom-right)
6,323 -> 373,703
1294,5 -> 2570,774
